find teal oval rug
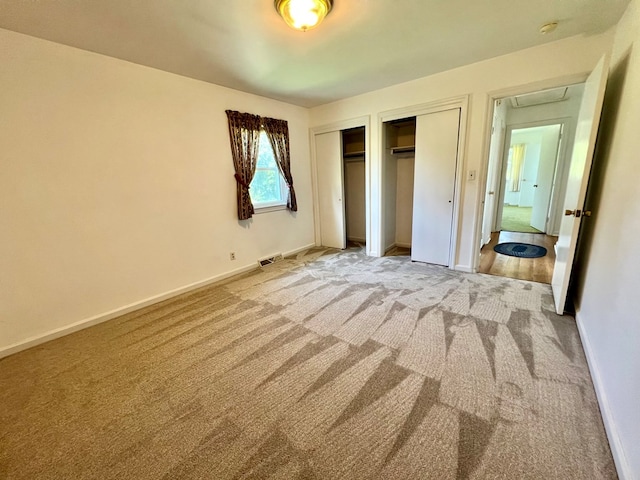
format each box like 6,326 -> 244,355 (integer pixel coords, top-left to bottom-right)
493,242 -> 547,258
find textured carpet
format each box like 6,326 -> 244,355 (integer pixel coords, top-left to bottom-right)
0,246 -> 616,479
501,206 -> 542,233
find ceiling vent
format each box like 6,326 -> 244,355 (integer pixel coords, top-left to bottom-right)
510,87 -> 569,108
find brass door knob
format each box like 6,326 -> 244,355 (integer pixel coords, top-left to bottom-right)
565,209 -> 582,217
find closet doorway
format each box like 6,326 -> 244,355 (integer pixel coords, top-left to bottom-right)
382,118 -> 415,257
313,119 -> 369,251
342,127 -> 367,248
381,105 -> 463,267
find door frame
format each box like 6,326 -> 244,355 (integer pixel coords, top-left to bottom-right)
473,73 -> 590,271
378,95 -> 469,269
310,116 -> 371,253
494,118 -> 570,234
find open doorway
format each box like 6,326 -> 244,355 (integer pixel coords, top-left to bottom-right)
381,118 -> 416,258
380,107 -> 462,265
498,123 -> 563,234
342,127 -> 367,249
478,84 -> 584,284
313,119 -> 369,252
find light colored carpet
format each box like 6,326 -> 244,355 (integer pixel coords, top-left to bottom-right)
0,246 -> 616,479
501,206 -> 542,233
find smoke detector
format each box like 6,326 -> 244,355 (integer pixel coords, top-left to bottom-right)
539,22 -> 558,34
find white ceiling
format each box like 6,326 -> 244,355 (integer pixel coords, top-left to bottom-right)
0,0 -> 629,107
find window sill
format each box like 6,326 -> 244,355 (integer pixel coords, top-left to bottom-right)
254,204 -> 287,214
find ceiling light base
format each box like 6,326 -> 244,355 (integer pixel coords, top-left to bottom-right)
275,0 -> 333,32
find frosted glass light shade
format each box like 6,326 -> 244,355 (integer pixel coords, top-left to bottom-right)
275,0 -> 333,32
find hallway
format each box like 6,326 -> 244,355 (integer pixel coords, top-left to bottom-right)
478,231 -> 556,283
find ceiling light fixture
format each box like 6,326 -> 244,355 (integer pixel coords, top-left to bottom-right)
275,0 -> 333,32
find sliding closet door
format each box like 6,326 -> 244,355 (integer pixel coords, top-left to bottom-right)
315,131 -> 346,249
411,108 -> 460,266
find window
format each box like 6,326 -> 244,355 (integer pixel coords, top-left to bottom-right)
226,109 -> 297,220
250,130 -> 287,209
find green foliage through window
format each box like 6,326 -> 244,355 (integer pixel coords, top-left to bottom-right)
251,131 -> 286,207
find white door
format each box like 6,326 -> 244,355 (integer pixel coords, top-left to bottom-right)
552,56 -> 609,314
530,124 -> 562,232
518,154 -> 538,207
411,108 -> 460,266
482,105 -> 506,246
315,131 -> 346,249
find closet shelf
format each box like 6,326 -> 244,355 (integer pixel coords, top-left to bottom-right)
390,145 -> 415,155
343,150 -> 365,159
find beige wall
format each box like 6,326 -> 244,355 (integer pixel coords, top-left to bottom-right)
383,152 -> 398,251
380,154 -> 414,251
573,0 -> 640,477
0,29 -> 314,354
395,156 -> 415,247
310,31 -> 614,269
344,160 -> 366,242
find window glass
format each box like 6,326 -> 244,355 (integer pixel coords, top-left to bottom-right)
251,131 -> 286,207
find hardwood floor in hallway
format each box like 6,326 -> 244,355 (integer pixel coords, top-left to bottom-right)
478,231 -> 557,284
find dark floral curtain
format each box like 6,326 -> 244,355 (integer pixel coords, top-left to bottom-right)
262,117 -> 298,212
226,110 -> 262,220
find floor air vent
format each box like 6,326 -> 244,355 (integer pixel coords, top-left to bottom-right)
257,253 -> 283,268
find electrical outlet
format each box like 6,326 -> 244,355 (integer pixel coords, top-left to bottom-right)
230,252 -> 236,261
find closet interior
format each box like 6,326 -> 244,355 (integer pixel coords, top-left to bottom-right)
315,108 -> 458,263
342,127 -> 366,246
382,118 -> 416,256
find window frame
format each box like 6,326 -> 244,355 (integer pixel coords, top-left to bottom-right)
251,129 -> 288,212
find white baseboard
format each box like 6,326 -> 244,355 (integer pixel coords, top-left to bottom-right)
347,236 -> 366,243
0,243 -> 317,360
384,242 -> 412,253
575,313 -> 631,480
284,243 -> 317,258
454,264 -> 475,273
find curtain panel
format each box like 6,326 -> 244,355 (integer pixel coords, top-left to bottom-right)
226,110 -> 262,220
262,117 -> 298,212
509,143 -> 526,192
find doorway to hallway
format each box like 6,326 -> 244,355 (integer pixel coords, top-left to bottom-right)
479,84 -> 583,286
478,231 -> 557,283
497,123 -> 563,234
